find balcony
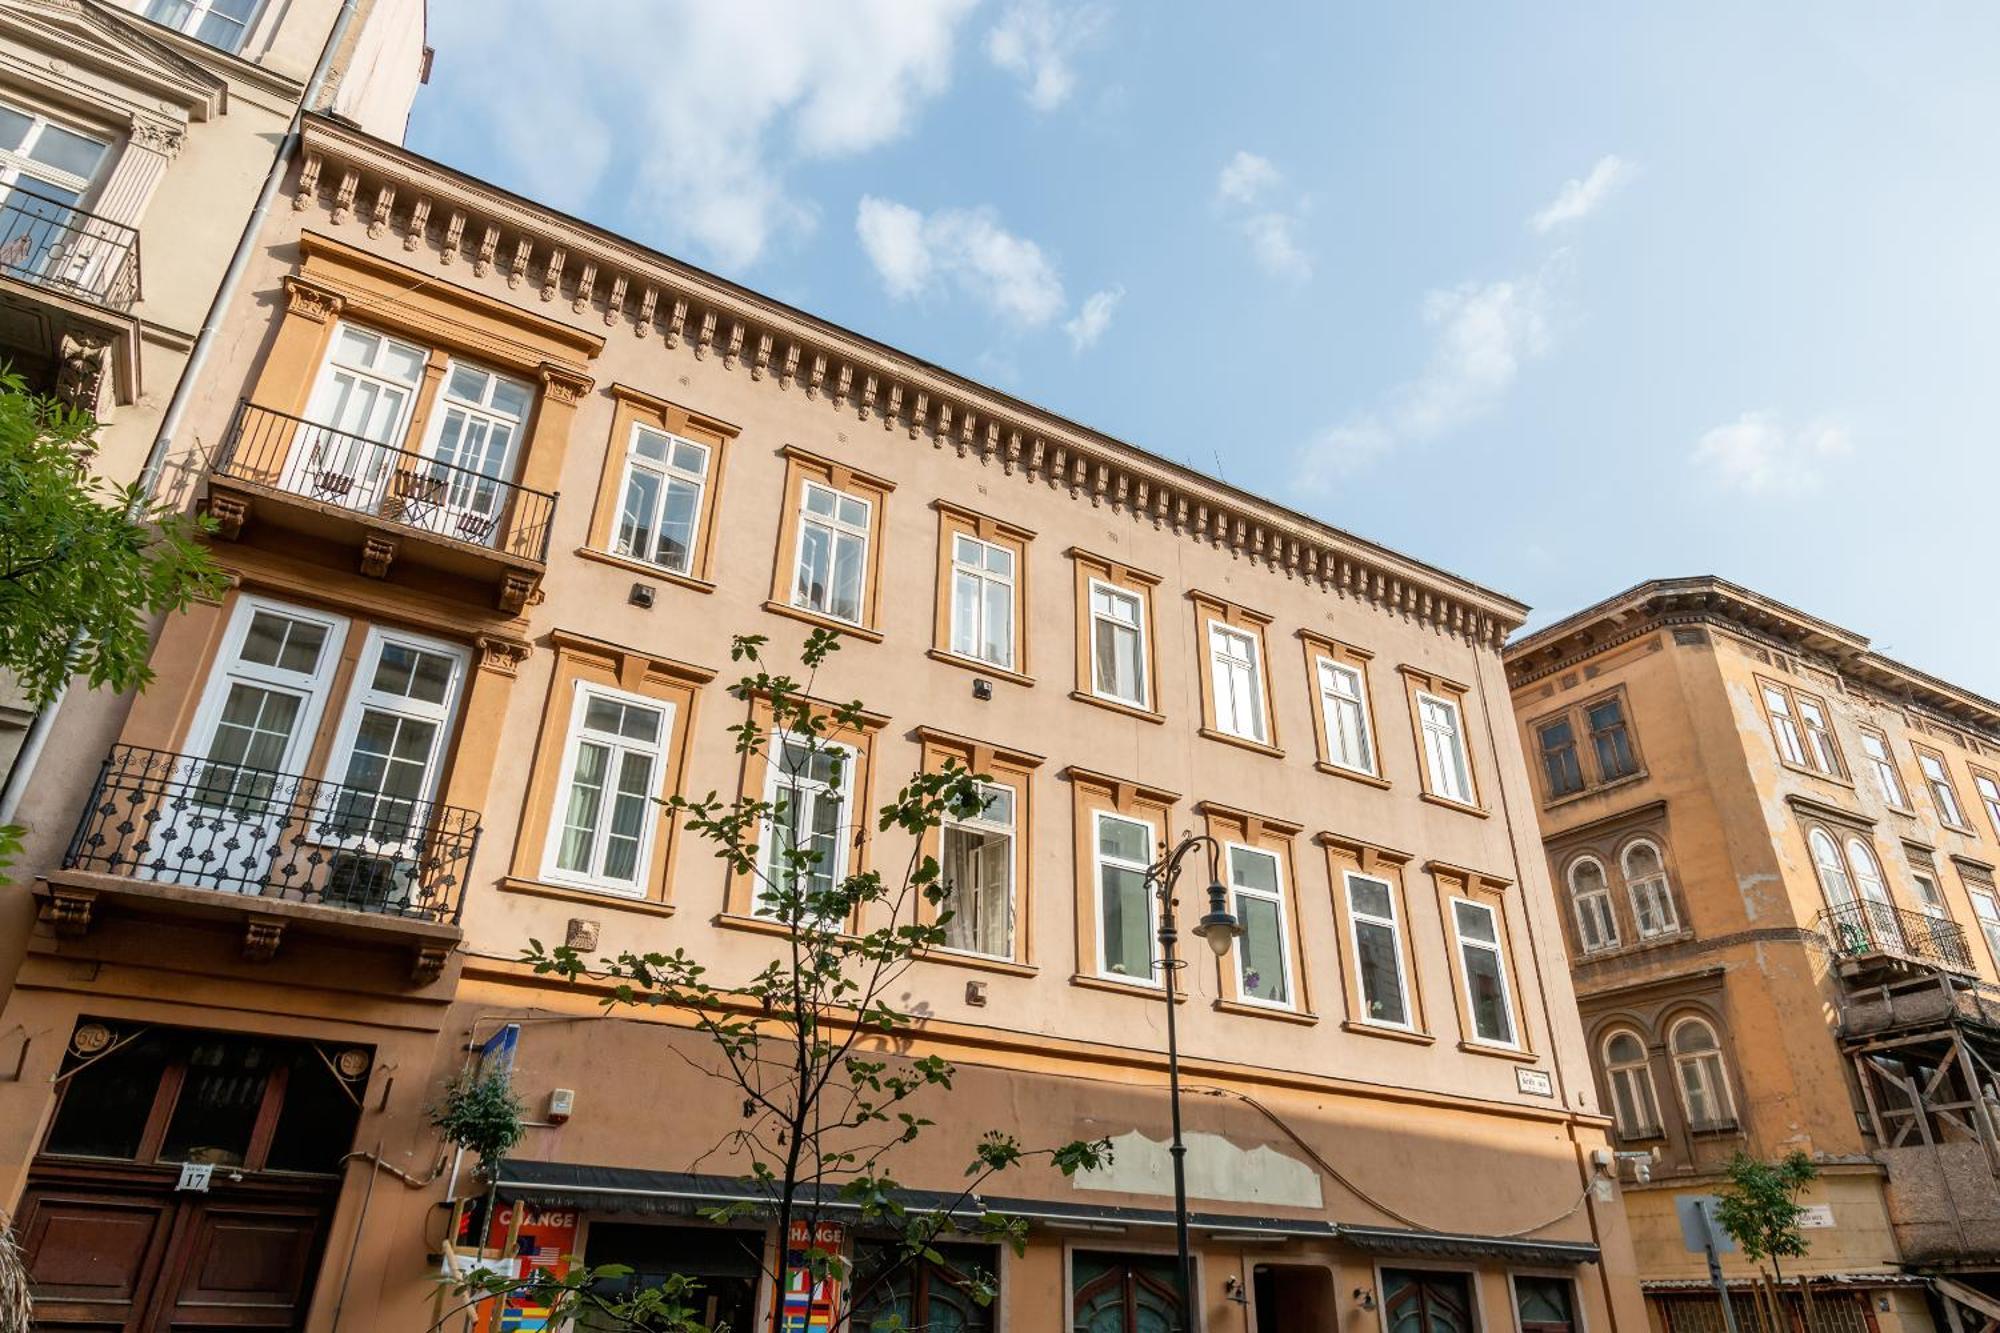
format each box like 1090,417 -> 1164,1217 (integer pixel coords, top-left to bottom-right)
206,402 -> 555,612
0,187 -> 143,411
1817,900 -> 1976,979
41,745 -> 476,981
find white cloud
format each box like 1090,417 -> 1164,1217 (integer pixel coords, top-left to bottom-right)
1299,263 -> 1560,487
1214,150 -> 1312,282
423,0 -> 978,272
1690,412 -> 1852,495
856,196 -> 1068,326
985,0 -> 1110,112
1530,154 -> 1636,233
1216,150 -> 1282,207
1064,285 -> 1124,351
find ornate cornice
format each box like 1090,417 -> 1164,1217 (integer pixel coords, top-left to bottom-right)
293,115 -> 1529,650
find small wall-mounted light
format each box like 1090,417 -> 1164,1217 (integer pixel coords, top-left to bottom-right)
972,678 -> 994,701
1354,1288 -> 1378,1312
629,582 -> 655,609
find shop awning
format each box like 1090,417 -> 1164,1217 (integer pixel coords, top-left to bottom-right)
493,1162 -> 1599,1265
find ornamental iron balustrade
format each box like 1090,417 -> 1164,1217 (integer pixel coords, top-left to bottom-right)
0,186 -> 139,310
1819,899 -> 1975,975
214,401 -> 556,562
63,744 -> 478,924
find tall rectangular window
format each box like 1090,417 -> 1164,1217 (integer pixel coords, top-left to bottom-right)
1538,718 -> 1583,797
1094,812 -> 1156,983
323,631 -> 465,847
1763,685 -> 1807,767
948,534 -> 1015,670
1918,749 -> 1969,827
1859,728 -> 1909,808
1969,887 -> 2000,969
545,687 -> 668,896
1451,898 -> 1517,1046
1587,697 -> 1638,780
1417,691 -> 1474,805
1207,622 -> 1267,743
185,600 -> 346,823
792,481 -> 870,625
1974,770 -> 2000,840
1226,844 -> 1290,1007
144,0 -> 264,52
613,424 -> 709,575
1344,873 -> 1410,1027
1088,581 -> 1148,708
1795,693 -> 1843,777
940,781 -> 1015,959
1316,658 -> 1376,775
759,735 -> 855,918
1913,871 -> 1949,920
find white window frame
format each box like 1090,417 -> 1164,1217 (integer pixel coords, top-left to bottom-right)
1919,749 -> 1969,828
1620,838 -> 1681,939
1450,896 -> 1518,1048
757,731 -> 858,922
1417,690 -> 1475,805
612,422 -> 710,577
142,0 -> 268,53
1668,1016 -> 1737,1128
947,532 -> 1016,670
184,594 -> 351,784
1343,871 -> 1413,1030
938,779 -> 1016,960
1974,770 -> 2000,841
0,99 -> 108,202
540,682 -> 671,898
1567,856 -> 1618,955
299,322 -> 427,485
1969,886 -> 2000,970
1913,870 -> 1950,920
1206,621 -> 1268,744
1092,809 -> 1159,987
1315,657 -> 1377,775
1763,685 -> 1807,767
1859,729 -> 1909,809
317,626 -> 468,852
1795,694 -> 1842,777
791,480 -> 872,626
416,359 -> 533,539
1224,841 -> 1292,1009
1086,578 -> 1149,710
1601,1029 -> 1662,1139
1808,827 -> 1855,906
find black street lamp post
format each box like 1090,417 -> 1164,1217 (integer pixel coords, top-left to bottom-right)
1149,833 -> 1243,1333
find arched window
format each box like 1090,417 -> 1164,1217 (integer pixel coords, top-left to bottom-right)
1601,1029 -> 1661,1139
1568,857 -> 1618,954
1842,836 -> 1906,956
1809,828 -> 1853,905
1670,1017 -> 1736,1129
1621,839 -> 1680,939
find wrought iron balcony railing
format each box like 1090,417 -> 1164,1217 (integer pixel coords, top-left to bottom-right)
63,745 -> 478,925
0,186 -> 139,310
214,402 -> 556,562
1819,900 -> 1975,975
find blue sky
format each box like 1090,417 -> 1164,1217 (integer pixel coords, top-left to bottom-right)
408,3 -> 2000,694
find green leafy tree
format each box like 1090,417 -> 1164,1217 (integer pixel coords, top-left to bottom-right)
1715,1150 -> 1819,1283
0,371 -> 222,707
448,630 -> 1109,1331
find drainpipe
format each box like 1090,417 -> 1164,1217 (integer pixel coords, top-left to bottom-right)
0,0 -> 362,824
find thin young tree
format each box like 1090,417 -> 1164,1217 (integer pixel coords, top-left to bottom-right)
1715,1150 -> 1819,1332
450,629 -> 1107,1331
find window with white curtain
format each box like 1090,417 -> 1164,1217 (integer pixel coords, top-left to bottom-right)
1316,658 -> 1376,774
544,686 -> 669,896
1621,839 -> 1680,938
1088,581 -> 1148,708
1859,728 -> 1909,808
1601,1030 -> 1661,1138
1207,622 -> 1267,743
948,534 -> 1015,670
1809,828 -> 1854,906
1670,1017 -> 1736,1128
1568,857 -> 1618,954
792,482 -> 870,625
940,781 -> 1015,959
613,424 -> 709,575
1417,691 -> 1474,805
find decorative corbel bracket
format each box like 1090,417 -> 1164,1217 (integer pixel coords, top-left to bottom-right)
41,886 -> 96,938
242,914 -> 285,962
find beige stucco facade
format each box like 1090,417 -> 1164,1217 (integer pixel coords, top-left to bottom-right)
0,117 -> 1646,1331
1508,577 -> 2000,1333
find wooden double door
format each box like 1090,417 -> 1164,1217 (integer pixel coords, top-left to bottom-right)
18,1164 -> 337,1330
